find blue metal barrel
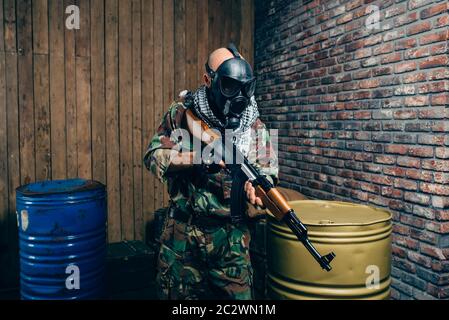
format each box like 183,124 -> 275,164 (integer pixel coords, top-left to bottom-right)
16,179 -> 107,300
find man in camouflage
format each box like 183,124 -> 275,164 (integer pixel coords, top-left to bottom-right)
144,46 -> 278,300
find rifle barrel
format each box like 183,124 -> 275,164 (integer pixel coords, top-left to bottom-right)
283,210 -> 335,271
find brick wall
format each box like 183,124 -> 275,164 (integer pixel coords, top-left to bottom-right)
254,0 -> 449,299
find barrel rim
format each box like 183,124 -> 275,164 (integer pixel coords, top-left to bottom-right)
273,200 -> 392,226
16,178 -> 105,196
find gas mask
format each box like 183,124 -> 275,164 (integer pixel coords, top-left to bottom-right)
205,44 -> 256,130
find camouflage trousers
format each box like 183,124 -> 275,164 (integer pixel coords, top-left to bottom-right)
156,216 -> 254,300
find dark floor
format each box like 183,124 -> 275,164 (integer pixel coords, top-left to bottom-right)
1,239 -> 265,300
0,241 -> 158,300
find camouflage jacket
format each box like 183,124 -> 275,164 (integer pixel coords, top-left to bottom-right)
143,101 -> 279,218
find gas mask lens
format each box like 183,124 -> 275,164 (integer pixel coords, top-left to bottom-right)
219,77 -> 256,98
242,79 -> 256,97
219,77 -> 242,97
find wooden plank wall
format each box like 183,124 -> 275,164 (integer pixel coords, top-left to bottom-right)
0,0 -> 254,288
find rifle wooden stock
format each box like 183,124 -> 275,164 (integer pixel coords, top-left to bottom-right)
185,109 -> 221,144
255,185 -> 291,220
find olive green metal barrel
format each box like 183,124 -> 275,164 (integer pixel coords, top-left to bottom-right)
267,200 -> 392,300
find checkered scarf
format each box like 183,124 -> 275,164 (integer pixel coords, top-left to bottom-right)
193,85 -> 259,156
191,85 -> 259,134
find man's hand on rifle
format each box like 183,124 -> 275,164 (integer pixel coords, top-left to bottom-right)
244,181 -> 268,218
244,181 -> 264,207
168,151 -> 226,173
168,150 -> 268,216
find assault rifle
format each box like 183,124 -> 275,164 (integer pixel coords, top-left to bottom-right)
183,104 -> 336,272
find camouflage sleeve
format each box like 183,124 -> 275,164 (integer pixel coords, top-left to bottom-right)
248,119 -> 279,186
143,102 -> 185,182
144,149 -> 174,182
